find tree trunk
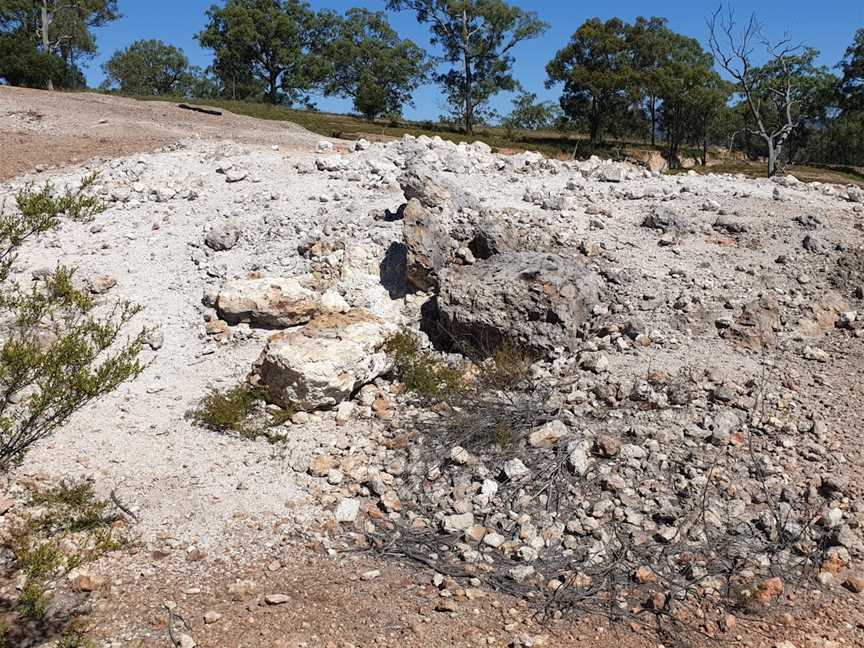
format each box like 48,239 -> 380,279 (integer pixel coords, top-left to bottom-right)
649,96 -> 656,147
41,0 -> 54,91
462,10 -> 473,134
767,140 -> 778,177
267,70 -> 279,104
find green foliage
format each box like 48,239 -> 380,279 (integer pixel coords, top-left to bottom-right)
0,178 -> 146,470
7,480 -> 127,621
654,38 -> 732,162
387,0 -> 548,134
839,28 -> 864,112
384,331 -> 464,401
197,0 -> 332,105
0,0 -> 119,88
747,48 -> 838,129
102,39 -> 191,96
323,8 -> 430,121
546,17 -> 637,148
502,91 -> 561,132
191,382 -> 293,440
0,31 -> 64,87
799,110 -> 864,166
56,634 -> 95,648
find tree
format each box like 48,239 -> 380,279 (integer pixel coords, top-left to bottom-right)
322,8 -> 430,121
103,39 -> 191,96
652,31 -> 724,163
754,48 -> 839,163
197,0 -> 331,105
708,8 -> 814,177
502,91 -> 561,131
387,0 -> 547,134
0,30 -> 65,87
628,16 -> 671,146
546,18 -> 636,149
177,65 -> 221,100
688,75 -> 735,165
0,0 -> 120,90
0,177 -> 145,470
839,28 -> 864,112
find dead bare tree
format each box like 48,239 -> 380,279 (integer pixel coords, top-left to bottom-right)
708,7 -> 803,177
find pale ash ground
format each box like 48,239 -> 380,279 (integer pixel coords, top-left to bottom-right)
5,131 -> 861,553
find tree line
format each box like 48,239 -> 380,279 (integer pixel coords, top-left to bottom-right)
1,0 -> 863,173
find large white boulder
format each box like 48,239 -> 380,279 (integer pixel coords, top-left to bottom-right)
253,310 -> 395,410
216,276 -> 347,328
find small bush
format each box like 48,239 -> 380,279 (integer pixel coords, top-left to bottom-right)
0,177 -> 146,470
56,633 -> 96,648
6,481 -> 128,622
480,343 -> 536,390
191,383 -> 294,440
384,331 -> 465,400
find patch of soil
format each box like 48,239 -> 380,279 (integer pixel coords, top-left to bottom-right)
0,87 -> 335,181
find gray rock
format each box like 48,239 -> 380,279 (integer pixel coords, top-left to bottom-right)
205,222 -> 243,251
713,215 -> 747,234
402,198 -> 456,291
642,207 -> 687,232
437,252 -> 601,353
508,565 -> 535,583
803,234 -> 829,255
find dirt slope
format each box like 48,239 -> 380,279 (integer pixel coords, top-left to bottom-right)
0,87 -> 330,181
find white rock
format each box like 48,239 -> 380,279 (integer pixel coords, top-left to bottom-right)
255,310 -> 394,409
528,420 -> 568,448
503,458 -> 531,480
217,276 -> 324,328
334,498 -> 360,523
568,442 -> 592,477
443,512 -> 475,533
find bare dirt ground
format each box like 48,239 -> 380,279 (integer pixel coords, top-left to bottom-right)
0,87 -> 334,182
1,88 -> 863,648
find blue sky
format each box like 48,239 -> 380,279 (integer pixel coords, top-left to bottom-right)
85,1 -> 864,120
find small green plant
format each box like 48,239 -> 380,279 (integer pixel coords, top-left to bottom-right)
494,420 -> 513,449
191,383 -> 294,440
481,343 -> 536,390
56,632 -> 96,648
0,177 -> 146,470
384,331 -> 464,400
6,481 -> 128,622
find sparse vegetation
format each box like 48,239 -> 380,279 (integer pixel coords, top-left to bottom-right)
5,481 -> 128,623
191,382 -> 294,440
0,177 -> 146,470
477,342 -> 536,391
384,330 -> 465,400
56,633 -> 96,648
385,330 -> 546,452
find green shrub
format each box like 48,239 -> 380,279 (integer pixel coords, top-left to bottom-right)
7,481 -> 128,622
0,177 -> 146,470
384,331 -> 465,400
56,634 -> 96,648
191,383 -> 294,440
